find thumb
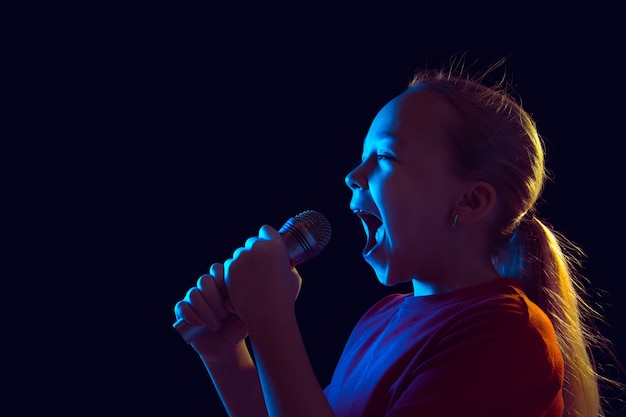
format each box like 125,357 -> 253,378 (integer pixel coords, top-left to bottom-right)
258,224 -> 291,265
258,224 -> 280,240
260,224 -> 302,298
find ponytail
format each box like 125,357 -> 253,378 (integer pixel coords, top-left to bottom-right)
501,215 -> 604,416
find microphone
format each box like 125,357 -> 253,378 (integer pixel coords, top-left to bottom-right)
173,210 -> 332,343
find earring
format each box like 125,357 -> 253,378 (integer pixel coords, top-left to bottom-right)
452,213 -> 459,227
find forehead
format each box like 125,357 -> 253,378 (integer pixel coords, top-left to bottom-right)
368,86 -> 457,141
372,86 -> 456,133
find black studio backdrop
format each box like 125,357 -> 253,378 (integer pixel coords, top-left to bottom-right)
13,4 -> 624,416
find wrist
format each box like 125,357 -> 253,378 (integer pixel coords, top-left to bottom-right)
246,304 -> 297,338
200,340 -> 250,367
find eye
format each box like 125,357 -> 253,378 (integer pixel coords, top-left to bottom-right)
377,152 -> 395,161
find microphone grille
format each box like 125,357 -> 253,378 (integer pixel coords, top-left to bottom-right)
294,210 -> 332,249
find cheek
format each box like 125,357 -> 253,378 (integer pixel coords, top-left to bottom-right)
385,192 -> 446,249
377,172 -> 447,239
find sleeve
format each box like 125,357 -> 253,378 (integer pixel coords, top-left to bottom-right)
386,298 -> 564,417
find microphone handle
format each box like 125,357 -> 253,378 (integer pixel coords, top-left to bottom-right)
173,318 -> 201,343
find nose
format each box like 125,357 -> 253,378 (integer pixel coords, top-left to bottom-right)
345,163 -> 365,190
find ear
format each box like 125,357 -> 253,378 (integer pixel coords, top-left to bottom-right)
453,181 -> 496,225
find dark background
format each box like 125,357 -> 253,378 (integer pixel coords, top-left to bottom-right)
10,3 -> 625,416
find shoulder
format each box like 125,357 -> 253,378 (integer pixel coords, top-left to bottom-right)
444,279 -> 555,336
361,293 -> 410,318
438,280 -> 562,368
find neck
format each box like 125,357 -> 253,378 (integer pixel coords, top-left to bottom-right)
411,265 -> 500,297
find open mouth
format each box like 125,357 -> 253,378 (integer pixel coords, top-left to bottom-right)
352,208 -> 384,254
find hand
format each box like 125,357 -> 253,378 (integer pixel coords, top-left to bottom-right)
173,263 -> 249,361
224,225 -> 303,332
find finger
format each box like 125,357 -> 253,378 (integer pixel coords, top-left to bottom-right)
187,287 -> 221,331
244,236 -> 260,249
232,246 -> 248,260
173,299 -> 203,327
259,224 -> 280,240
197,274 -> 228,319
224,298 -> 237,314
209,263 -> 226,297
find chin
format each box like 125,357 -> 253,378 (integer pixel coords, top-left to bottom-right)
373,264 -> 410,288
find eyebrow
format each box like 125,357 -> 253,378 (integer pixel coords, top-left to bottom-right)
377,133 -> 405,148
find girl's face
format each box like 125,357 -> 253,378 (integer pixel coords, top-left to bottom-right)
345,86 -> 471,287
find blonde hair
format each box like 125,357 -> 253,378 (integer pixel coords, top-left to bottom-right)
408,57 -> 622,416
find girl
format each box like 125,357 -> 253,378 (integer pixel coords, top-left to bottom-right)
174,60 -> 609,416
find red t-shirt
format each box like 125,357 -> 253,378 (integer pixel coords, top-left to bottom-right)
323,278 -> 564,417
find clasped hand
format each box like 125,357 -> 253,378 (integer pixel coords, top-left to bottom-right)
174,224 -> 302,356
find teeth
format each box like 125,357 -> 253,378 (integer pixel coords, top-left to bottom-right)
375,225 -> 384,243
